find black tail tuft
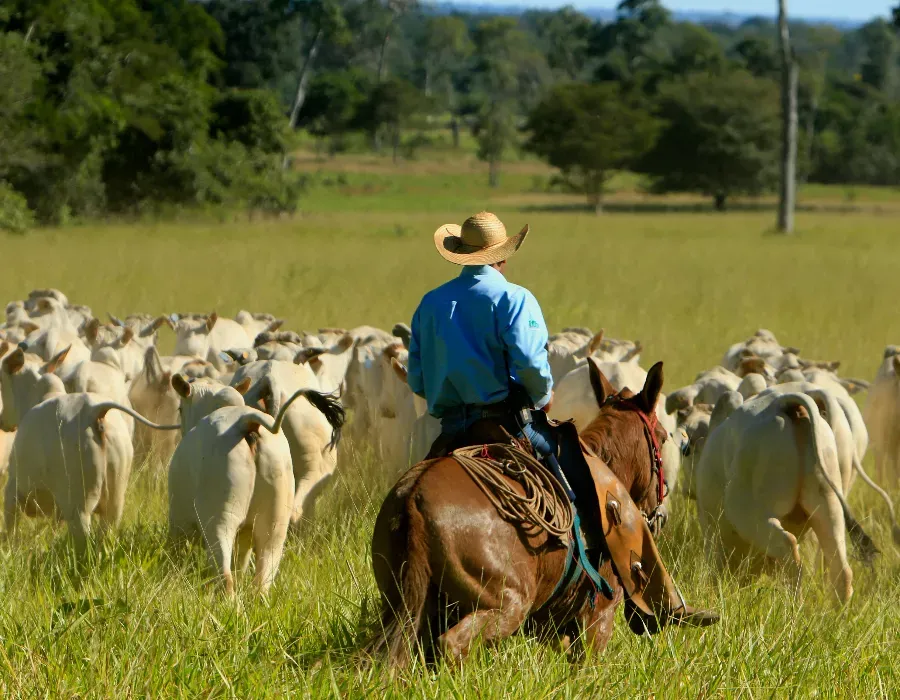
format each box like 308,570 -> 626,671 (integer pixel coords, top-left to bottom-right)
844,510 -> 880,564
303,390 -> 346,449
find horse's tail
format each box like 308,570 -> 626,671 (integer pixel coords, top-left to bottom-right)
361,468 -> 432,670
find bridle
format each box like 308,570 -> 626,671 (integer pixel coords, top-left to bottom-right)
600,394 -> 668,529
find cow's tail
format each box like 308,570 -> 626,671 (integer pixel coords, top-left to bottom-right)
785,393 -> 880,563
244,388 -> 345,447
852,452 -> 900,547
91,402 -> 181,431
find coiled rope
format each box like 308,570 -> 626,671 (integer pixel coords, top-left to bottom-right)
451,444 -> 574,541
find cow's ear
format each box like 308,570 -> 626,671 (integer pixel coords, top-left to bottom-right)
587,357 -> 616,408
206,312 -> 218,332
233,377 -> 252,395
144,346 -> 165,385
172,373 -> 192,398
121,327 -> 135,346
2,348 -> 25,375
587,329 -> 605,355
85,318 -> 101,345
42,345 -> 71,374
266,319 -> 284,332
391,357 -> 408,384
142,316 -> 166,337
295,347 -> 327,365
637,361 -> 664,415
893,357 -> 900,377
332,333 -> 355,353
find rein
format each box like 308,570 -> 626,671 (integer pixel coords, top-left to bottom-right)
600,394 -> 667,522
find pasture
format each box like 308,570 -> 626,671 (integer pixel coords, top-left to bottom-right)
1,156 -> 899,696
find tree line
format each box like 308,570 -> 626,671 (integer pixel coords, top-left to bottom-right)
2,0 -> 900,228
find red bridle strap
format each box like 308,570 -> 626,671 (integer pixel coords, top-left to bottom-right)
612,400 -> 666,505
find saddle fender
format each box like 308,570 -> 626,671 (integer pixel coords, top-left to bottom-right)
552,419 -> 675,619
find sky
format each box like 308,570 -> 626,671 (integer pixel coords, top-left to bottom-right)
468,0 -> 892,22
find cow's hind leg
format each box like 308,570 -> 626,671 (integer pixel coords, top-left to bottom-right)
205,520 -> 239,596
802,493 -> 853,604
234,527 -> 254,577
67,510 -> 93,558
436,592 -> 529,666
726,502 -> 803,593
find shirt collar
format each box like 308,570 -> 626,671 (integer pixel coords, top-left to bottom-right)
460,264 -> 502,280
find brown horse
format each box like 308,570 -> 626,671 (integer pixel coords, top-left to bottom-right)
365,360 -> 671,668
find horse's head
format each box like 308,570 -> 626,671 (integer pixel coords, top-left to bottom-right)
581,358 -> 667,530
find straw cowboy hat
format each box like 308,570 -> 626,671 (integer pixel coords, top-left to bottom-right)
433,212 -> 529,266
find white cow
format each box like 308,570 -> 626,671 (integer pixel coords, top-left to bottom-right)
293,333 -> 357,394
721,329 -> 799,372
168,376 -> 334,594
87,316 -> 166,383
386,357 -> 441,469
866,349 -> 900,481
21,319 -> 91,383
695,390 -> 878,604
230,360 -> 343,525
68,347 -> 135,436
129,348 -> 220,467
1,348 -> 179,554
171,312 -> 252,371
665,366 -> 742,414
234,310 -> 284,340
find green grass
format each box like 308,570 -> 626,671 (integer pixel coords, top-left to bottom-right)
2,162 -> 900,696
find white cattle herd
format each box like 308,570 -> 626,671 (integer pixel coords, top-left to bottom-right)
1,288 -> 899,604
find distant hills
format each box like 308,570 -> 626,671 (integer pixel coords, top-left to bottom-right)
429,3 -> 866,29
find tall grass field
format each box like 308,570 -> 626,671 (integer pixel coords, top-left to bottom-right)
1,157 -> 899,696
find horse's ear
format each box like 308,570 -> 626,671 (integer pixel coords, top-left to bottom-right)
587,357 -> 616,408
638,361 -> 664,414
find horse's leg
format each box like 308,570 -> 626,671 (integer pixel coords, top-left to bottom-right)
436,591 -> 529,665
579,587 -> 623,657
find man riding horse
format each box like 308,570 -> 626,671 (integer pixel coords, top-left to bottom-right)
366,212 -> 717,667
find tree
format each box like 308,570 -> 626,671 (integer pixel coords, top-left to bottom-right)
591,0 -> 671,88
298,69 -> 372,151
640,70 -> 780,210
526,7 -> 595,81
418,16 -> 472,148
358,78 -> 429,161
777,0 -> 798,234
526,83 -> 659,213
470,17 -> 549,187
857,19 -> 898,94
664,23 -> 727,77
0,31 -> 45,180
285,0 -> 352,135
731,35 -> 779,79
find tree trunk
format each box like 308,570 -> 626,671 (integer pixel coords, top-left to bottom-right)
392,127 -> 400,164
801,88 -> 820,184
488,158 -> 499,188
589,176 -> 604,214
714,193 -> 727,211
777,0 -> 798,234
287,28 -> 323,132
284,27 -> 323,169
451,116 -> 460,149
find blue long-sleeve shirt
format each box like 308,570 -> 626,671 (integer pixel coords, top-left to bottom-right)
407,265 -> 553,419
